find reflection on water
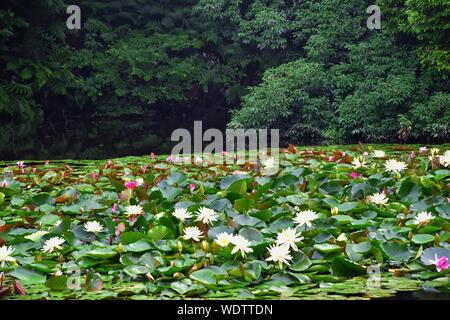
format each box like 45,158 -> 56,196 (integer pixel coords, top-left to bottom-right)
381,288 -> 450,300
1,117 -> 172,160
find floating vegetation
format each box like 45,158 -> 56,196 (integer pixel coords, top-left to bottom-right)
0,145 -> 449,300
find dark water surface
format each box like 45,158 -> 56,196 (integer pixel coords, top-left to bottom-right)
380,288 -> 450,300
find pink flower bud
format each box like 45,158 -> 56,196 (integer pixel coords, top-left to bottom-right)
1,180 -> 8,188
112,203 -> 118,213
189,184 -> 196,192
14,281 -> 26,296
124,181 -> 138,190
142,165 -> 148,173
350,172 -> 360,179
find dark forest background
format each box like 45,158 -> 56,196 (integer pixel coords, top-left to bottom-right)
0,0 -> 449,160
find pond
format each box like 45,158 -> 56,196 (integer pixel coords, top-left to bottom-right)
0,145 -> 449,300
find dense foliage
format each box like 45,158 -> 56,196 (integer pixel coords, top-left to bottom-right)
0,145 -> 449,299
0,1 -> 449,160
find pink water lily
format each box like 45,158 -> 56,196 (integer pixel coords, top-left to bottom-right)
419,147 -> 428,153
410,151 -> 415,160
16,161 -> 25,169
166,156 -> 174,163
363,152 -> 369,157
430,254 -> 448,272
112,203 -> 118,213
1,180 -> 8,188
91,172 -> 98,180
124,180 -> 138,190
189,184 -> 196,192
142,165 -> 148,173
350,172 -> 360,179
104,159 -> 112,168
150,152 -> 155,160
328,156 -> 335,162
44,160 -> 50,166
32,168 -> 37,173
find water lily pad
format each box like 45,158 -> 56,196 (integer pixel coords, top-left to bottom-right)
412,234 -> 435,244
189,269 -> 217,285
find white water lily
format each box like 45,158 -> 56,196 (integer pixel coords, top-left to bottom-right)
215,232 -> 233,247
351,156 -> 367,169
25,230 -> 49,242
42,237 -> 65,253
367,192 -> 389,206
275,227 -> 303,251
124,205 -> 144,217
371,150 -> 386,158
384,159 -> 407,173
0,245 -> 16,267
413,211 -> 434,225
196,207 -> 219,225
172,208 -> 193,222
439,150 -> 450,167
194,156 -> 203,164
84,221 -> 104,233
262,157 -> 276,171
135,177 -> 144,186
230,235 -> 253,257
265,244 -> 292,267
293,210 -> 318,228
182,226 -> 204,242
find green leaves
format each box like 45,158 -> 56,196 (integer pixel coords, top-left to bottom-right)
228,179 -> 248,195
313,244 -> 342,253
189,269 -> 217,286
412,234 -> 435,244
148,225 -> 174,241
124,240 -> 153,253
1,144 -> 449,300
331,257 -> 366,277
289,251 -> 312,272
380,241 -> 413,262
398,178 -> 421,203
10,267 -> 46,285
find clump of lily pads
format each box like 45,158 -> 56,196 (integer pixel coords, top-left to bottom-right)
0,144 -> 449,300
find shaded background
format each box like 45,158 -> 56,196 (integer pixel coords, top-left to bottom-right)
0,0 -> 449,160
